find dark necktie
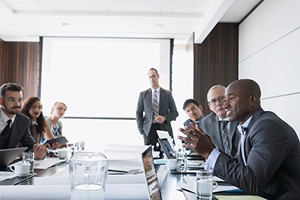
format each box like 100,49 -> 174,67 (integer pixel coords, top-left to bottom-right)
220,120 -> 230,155
1,119 -> 12,137
240,126 -> 248,165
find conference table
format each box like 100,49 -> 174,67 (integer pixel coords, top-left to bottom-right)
0,158 -> 265,200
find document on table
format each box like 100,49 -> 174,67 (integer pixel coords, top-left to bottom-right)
34,157 -> 67,169
0,171 -> 17,182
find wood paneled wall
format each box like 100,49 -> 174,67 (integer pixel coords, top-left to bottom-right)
194,23 -> 238,115
0,40 -> 40,99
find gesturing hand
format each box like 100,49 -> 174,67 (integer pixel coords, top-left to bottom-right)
177,122 -> 215,159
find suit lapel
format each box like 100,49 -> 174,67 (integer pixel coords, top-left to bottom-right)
159,88 -> 165,112
146,88 -> 153,111
244,108 -> 264,162
228,121 -> 238,149
212,115 -> 223,150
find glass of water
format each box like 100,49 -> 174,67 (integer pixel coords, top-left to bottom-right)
176,148 -> 187,172
22,151 -> 34,173
195,169 -> 218,200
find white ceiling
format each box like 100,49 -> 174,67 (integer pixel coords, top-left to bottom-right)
0,0 -> 261,44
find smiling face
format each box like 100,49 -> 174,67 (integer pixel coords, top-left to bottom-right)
0,90 -> 23,118
207,86 -> 226,119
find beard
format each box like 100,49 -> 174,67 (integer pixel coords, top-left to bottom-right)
1,103 -> 21,115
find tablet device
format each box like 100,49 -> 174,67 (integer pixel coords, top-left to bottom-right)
45,136 -> 68,146
158,138 -> 175,159
0,147 -> 28,168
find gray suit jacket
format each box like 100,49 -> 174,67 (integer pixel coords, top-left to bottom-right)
201,112 -> 240,157
136,88 -> 178,137
214,108 -> 300,200
8,113 -> 35,150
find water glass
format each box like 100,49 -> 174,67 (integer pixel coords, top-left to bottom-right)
176,148 -> 187,172
76,140 -> 85,151
67,142 -> 75,158
194,169 -> 218,200
69,151 -> 108,200
22,151 -> 34,173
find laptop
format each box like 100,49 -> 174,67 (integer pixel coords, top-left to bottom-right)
158,138 -> 175,159
0,147 -> 28,169
141,146 -> 162,200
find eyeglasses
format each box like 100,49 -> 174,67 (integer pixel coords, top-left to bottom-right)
208,96 -> 226,106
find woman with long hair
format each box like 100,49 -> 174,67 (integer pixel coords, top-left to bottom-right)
21,97 -> 60,149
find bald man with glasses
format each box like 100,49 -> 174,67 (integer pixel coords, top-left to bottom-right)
201,85 -> 240,157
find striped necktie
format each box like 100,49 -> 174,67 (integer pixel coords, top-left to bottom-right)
220,120 -> 230,155
152,89 -> 159,121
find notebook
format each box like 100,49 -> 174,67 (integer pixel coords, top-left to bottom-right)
0,147 -> 28,169
141,146 -> 162,200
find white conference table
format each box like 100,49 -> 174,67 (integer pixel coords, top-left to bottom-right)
0,157 -> 265,200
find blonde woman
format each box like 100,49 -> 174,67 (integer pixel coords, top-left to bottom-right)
43,102 -> 67,148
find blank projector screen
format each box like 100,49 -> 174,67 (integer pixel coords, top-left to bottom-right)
40,37 -> 172,119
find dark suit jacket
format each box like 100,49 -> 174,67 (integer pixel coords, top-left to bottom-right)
214,108 -> 300,200
136,87 -> 178,138
7,113 -> 35,150
201,112 -> 240,157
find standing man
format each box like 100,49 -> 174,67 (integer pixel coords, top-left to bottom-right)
182,99 -> 204,128
136,68 -> 178,150
178,79 -> 300,199
201,85 -> 240,157
0,83 -> 48,159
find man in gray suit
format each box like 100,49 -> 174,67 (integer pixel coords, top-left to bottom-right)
136,68 -> 178,150
178,79 -> 300,199
201,85 -> 240,157
0,83 -> 48,159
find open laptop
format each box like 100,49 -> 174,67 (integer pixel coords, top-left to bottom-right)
0,147 -> 27,169
158,138 -> 175,159
141,146 -> 162,200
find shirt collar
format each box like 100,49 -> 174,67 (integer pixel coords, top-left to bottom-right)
238,116 -> 253,134
151,87 -> 160,93
0,108 -> 16,124
219,117 -> 229,121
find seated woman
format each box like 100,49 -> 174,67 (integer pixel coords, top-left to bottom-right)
43,101 -> 67,148
21,97 -> 60,150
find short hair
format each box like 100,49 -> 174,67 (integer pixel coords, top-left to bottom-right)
0,83 -> 23,98
149,68 -> 159,75
183,99 -> 200,110
207,85 -> 226,101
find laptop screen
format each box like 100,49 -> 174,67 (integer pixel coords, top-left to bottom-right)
141,146 -> 162,200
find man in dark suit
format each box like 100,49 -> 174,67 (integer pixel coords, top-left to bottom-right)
0,83 -> 48,159
183,99 -> 204,128
136,68 -> 178,150
201,85 -> 240,157
178,79 -> 300,200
